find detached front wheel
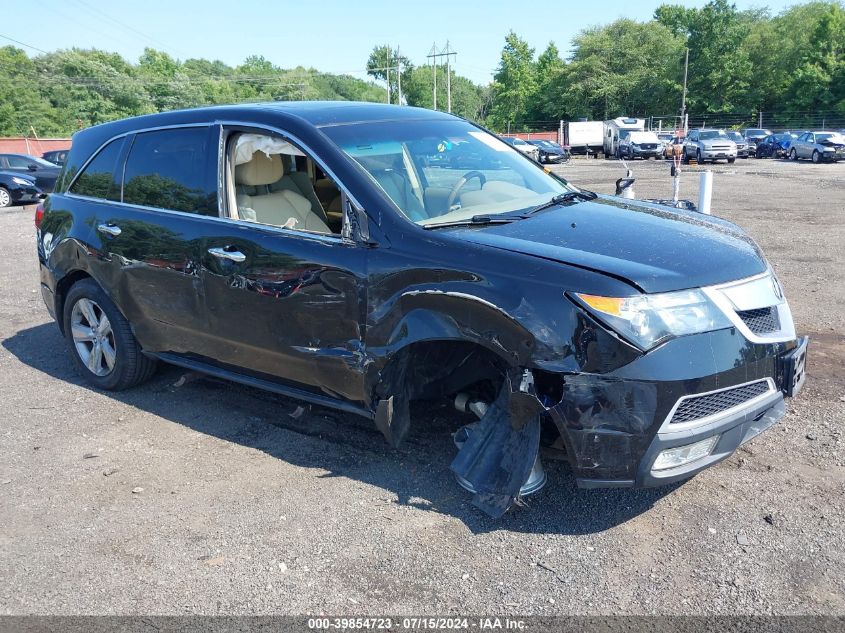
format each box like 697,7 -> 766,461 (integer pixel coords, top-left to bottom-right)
62,279 -> 157,390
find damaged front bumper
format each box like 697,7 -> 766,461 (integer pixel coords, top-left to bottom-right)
546,331 -> 808,489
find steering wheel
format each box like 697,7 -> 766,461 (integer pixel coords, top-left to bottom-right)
445,171 -> 486,211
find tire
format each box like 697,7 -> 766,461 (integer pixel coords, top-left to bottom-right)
0,186 -> 11,208
696,149 -> 704,164
728,157 -> 736,164
811,150 -> 820,164
62,278 -> 157,390
790,148 -> 797,161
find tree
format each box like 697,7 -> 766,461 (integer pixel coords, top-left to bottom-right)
489,32 -> 537,130
366,45 -> 412,104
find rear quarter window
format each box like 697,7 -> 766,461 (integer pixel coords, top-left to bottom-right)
68,138 -> 124,200
122,127 -> 217,215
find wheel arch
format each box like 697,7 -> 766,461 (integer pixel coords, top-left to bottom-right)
54,269 -> 94,335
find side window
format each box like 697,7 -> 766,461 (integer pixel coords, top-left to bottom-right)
7,156 -> 31,168
228,131 -> 342,235
123,127 -> 217,215
69,138 -> 123,200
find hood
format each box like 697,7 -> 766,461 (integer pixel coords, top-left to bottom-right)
629,132 -> 659,144
450,196 -> 767,294
701,137 -> 735,148
0,169 -> 35,182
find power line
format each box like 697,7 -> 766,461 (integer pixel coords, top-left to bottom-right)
68,0 -> 189,58
0,33 -> 49,54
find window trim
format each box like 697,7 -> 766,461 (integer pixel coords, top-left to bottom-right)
64,120 -> 370,247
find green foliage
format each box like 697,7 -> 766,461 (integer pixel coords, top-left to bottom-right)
0,46 -> 389,136
489,32 -> 538,130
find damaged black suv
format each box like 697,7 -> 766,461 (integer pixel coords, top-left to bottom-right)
37,103 -> 808,517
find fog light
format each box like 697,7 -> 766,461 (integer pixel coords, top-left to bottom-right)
653,436 -> 719,471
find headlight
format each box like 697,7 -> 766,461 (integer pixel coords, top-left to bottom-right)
11,176 -> 34,186
573,289 -> 732,350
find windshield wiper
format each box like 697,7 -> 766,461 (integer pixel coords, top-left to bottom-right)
423,214 -> 519,229
525,189 -> 597,216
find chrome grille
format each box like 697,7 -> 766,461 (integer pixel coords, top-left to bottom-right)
670,381 -> 771,424
737,307 -> 780,334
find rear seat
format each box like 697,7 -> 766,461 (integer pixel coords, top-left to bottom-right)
235,152 -> 331,233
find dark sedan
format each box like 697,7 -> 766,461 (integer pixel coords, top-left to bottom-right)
0,170 -> 43,207
755,134 -> 793,158
526,139 -> 570,163
0,154 -> 61,192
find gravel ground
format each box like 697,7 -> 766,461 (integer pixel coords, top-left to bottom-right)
0,158 -> 843,616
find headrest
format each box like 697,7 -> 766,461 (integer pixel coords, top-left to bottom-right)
235,152 -> 283,186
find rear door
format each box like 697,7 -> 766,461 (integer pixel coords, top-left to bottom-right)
80,125 -> 220,355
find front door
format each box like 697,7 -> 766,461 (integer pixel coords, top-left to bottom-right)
198,128 -> 369,404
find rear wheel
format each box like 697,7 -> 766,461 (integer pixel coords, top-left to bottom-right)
62,279 -> 157,390
0,186 -> 11,208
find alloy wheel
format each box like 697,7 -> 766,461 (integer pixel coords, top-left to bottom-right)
70,297 -> 116,377
0,187 -> 10,208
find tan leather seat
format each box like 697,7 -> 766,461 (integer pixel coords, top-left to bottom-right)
235,152 -> 331,234
268,156 -> 329,224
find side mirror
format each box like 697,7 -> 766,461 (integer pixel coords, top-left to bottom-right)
28,164 -> 38,171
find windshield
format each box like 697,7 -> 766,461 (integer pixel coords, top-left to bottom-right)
727,132 -> 743,141
27,156 -> 58,167
816,133 -> 843,142
324,119 -> 570,226
699,130 -> 728,140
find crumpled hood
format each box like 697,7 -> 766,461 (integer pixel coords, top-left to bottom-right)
451,196 -> 768,294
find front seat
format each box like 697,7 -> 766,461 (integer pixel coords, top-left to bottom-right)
268,156 -> 330,225
372,170 -> 428,222
235,152 -> 331,234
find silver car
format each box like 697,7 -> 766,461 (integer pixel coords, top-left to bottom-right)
683,128 -> 737,164
788,131 -> 845,163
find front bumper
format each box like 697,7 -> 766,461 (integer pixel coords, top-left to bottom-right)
630,147 -> 660,158
546,328 -> 806,488
11,185 -> 44,204
702,149 -> 737,159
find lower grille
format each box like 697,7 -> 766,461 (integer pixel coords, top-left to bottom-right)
737,306 -> 780,334
670,380 -> 772,425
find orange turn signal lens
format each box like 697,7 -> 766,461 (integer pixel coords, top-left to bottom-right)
575,294 -> 625,316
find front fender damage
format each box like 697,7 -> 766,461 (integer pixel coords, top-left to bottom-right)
450,369 -> 547,517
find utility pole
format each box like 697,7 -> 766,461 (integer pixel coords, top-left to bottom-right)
428,43 -> 438,110
681,47 -> 689,135
427,43 -> 457,112
385,45 -> 391,104
396,45 -> 402,105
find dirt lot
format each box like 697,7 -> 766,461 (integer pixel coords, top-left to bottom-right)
1,158 -> 843,616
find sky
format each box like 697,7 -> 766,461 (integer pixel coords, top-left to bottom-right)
3,0 -> 801,85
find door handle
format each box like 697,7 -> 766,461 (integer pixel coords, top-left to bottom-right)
97,223 -> 121,237
207,246 -> 246,263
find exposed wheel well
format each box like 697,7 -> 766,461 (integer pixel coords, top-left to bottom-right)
54,270 -> 92,334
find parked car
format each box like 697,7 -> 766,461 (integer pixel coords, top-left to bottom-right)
42,149 -> 69,166
500,136 -> 540,161
619,130 -> 663,160
683,128 -> 737,163
36,102 -> 807,517
0,170 -> 43,208
0,153 -> 61,192
526,139 -> 569,163
740,128 -> 773,154
788,131 -> 845,163
755,134 -> 791,158
725,131 -> 750,158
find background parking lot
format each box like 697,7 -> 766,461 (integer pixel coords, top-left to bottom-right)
1,158 -> 843,615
